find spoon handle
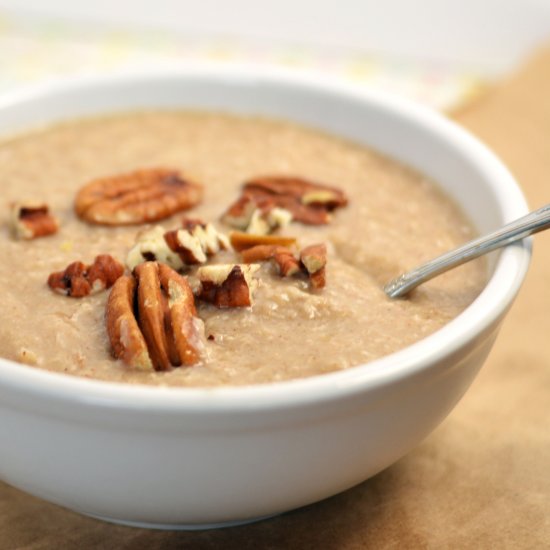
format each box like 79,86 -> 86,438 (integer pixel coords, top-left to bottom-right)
384,203 -> 550,298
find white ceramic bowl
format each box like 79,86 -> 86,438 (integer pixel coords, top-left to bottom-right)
0,67 -> 530,529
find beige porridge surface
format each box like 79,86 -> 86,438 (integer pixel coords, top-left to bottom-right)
0,111 -> 485,386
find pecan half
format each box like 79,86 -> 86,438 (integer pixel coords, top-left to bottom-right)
48,254 -> 124,297
75,168 -> 203,226
10,203 -> 58,240
106,275 -> 153,371
196,264 -> 260,308
229,231 -> 296,252
106,262 -> 205,371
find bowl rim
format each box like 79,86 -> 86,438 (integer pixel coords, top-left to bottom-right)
0,66 -> 532,413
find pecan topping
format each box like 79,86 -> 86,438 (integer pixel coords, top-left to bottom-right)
221,195 -> 258,230
300,244 -> 327,289
240,244 -> 288,263
300,244 -> 327,273
48,254 -> 124,297
309,268 -> 326,289
196,264 -> 260,308
181,218 -> 231,254
245,177 -> 347,209
126,219 -> 230,271
238,244 -> 301,275
164,228 -> 207,265
106,262 -> 205,371
239,241 -> 327,289
222,176 -> 347,231
127,226 -> 185,272
246,207 -> 293,235
164,218 -> 230,265
273,250 -> 302,277
106,275 -> 152,371
75,168 -> 203,226
10,203 -> 58,240
222,194 -> 292,235
229,231 -> 296,252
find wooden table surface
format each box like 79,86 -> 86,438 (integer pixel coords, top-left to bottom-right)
1,48 -> 549,550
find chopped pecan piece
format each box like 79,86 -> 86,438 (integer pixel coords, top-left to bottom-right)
301,189 -> 346,208
10,203 -> 59,240
181,218 -> 231,254
106,262 -> 205,371
239,241 -> 326,286
246,207 -> 293,235
245,177 -> 347,209
241,244 -> 327,289
48,254 -> 124,297
164,228 -> 207,265
240,244 -> 288,263
222,194 -> 292,235
75,168 -> 203,226
300,244 -> 327,289
127,226 -> 185,271
164,218 -> 230,264
309,267 -> 326,289
269,197 -> 331,225
245,209 -> 271,236
126,220 -> 230,271
48,261 -> 91,298
273,250 -> 302,277
222,175 -> 347,231
221,195 -> 258,230
300,243 -> 327,273
238,244 -> 300,276
87,254 -> 127,293
197,264 -> 260,308
230,231 -> 296,252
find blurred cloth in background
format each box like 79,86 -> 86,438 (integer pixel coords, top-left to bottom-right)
1,0 -> 549,111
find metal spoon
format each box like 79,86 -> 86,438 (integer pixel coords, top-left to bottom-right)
384,203 -> 550,298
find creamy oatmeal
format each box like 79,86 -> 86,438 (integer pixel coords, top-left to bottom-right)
0,111 -> 486,386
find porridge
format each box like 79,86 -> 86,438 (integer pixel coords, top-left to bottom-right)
0,111 -> 486,386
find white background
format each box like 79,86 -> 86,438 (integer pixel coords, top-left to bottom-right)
1,0 -> 550,74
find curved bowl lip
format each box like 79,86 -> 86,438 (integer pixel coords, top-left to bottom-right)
0,65 -> 532,414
